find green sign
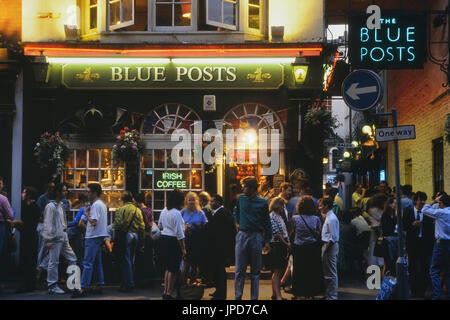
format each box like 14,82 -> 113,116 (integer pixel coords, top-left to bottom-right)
54,62 -> 286,89
155,171 -> 188,189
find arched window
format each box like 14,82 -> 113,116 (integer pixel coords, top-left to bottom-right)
140,103 -> 201,135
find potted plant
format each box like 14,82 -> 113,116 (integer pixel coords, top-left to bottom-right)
113,127 -> 145,193
34,131 -> 70,180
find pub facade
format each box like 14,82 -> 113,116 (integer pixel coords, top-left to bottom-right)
15,0 -> 333,217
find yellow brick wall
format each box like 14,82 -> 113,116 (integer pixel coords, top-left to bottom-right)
386,77 -> 450,198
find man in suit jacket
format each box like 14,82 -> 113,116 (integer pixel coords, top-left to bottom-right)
403,191 -> 435,298
205,194 -> 236,300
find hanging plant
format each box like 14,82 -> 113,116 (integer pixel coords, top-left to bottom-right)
33,131 -> 70,180
112,126 -> 145,163
445,113 -> 450,145
304,99 -> 339,138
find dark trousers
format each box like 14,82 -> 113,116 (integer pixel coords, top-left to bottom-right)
20,241 -> 38,289
408,240 -> 432,297
211,258 -> 227,299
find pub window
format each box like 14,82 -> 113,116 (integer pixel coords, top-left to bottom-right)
108,0 -> 135,31
140,149 -> 204,218
206,0 -> 238,30
432,137 -> 444,194
248,0 -> 260,29
63,149 -> 125,214
155,0 -> 192,28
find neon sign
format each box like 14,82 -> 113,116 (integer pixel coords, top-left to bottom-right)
349,11 -> 426,69
155,171 -> 188,189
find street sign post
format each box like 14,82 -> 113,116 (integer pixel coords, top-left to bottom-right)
375,125 -> 416,142
342,69 -> 384,111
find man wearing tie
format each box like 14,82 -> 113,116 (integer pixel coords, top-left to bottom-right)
403,191 -> 435,298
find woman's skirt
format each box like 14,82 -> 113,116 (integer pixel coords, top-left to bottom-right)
159,235 -> 182,273
268,242 -> 289,271
292,242 -> 325,297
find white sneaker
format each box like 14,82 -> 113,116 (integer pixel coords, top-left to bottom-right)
48,285 -> 65,295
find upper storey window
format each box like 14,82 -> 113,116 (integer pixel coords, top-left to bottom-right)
155,0 -> 192,28
108,0 -> 135,30
206,0 -> 238,30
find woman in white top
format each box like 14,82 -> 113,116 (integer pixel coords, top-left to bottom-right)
158,189 -> 186,300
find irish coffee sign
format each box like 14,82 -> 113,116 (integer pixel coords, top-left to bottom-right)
56,62 -> 286,89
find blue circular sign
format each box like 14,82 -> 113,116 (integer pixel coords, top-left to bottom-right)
342,69 -> 384,111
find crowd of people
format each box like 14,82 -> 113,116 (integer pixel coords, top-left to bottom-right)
0,174 -> 449,300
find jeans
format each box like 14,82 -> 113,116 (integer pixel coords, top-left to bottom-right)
322,242 -> 339,300
81,237 -> 104,289
234,231 -> 263,300
120,232 -> 138,288
429,239 -> 450,300
47,233 -> 77,287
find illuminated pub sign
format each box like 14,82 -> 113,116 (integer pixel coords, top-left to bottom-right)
155,171 -> 188,189
48,61 -> 290,89
348,11 -> 426,69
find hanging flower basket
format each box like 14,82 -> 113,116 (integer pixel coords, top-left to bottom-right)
445,113 -> 450,145
33,131 -> 70,180
304,99 -> 339,138
112,127 -> 145,163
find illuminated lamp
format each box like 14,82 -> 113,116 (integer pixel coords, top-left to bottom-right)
351,141 -> 359,148
292,57 -> 310,85
323,158 -> 329,164
343,151 -> 351,158
271,26 -> 284,42
362,125 -> 372,135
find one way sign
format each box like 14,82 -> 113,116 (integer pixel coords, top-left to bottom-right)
375,125 -> 416,142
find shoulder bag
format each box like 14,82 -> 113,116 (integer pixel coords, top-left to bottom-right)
300,215 -> 321,244
373,228 -> 388,258
113,208 -> 137,258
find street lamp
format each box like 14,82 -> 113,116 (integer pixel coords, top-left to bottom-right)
362,125 -> 372,135
343,151 -> 351,158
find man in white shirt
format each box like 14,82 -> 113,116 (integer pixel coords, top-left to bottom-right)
319,197 -> 340,300
422,194 -> 450,300
42,183 -> 77,295
72,183 -> 109,298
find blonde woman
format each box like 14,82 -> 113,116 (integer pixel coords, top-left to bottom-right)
181,192 -> 208,285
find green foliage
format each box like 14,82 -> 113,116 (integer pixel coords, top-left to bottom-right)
34,132 -> 70,180
304,100 -> 340,138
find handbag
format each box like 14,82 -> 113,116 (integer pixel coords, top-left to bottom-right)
373,229 -> 388,258
113,208 -> 137,257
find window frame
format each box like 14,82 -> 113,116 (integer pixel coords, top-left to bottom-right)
247,0 -> 261,31
206,0 -> 239,31
152,0 -> 196,32
107,0 -> 136,31
83,0 -> 100,35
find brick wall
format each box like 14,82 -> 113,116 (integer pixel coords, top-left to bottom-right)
386,64 -> 450,197
0,0 -> 21,41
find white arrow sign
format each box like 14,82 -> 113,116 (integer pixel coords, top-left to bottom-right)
345,83 -> 378,100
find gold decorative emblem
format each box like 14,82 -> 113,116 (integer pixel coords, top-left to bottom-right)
247,67 -> 272,83
75,68 -> 101,83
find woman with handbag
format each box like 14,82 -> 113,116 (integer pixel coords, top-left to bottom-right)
268,197 -> 291,300
291,196 -> 324,300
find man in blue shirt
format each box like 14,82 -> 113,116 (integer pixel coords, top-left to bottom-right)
422,194 -> 450,300
401,185 -> 414,212
233,176 -> 272,300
